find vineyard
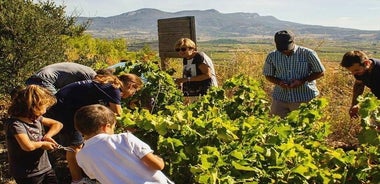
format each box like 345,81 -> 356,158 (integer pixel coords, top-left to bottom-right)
110,61 -> 380,184
2,1 -> 380,183
1,50 -> 380,183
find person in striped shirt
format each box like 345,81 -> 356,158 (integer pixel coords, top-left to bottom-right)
263,30 -> 325,118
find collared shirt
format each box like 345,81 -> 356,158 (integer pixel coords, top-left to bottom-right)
263,45 -> 325,102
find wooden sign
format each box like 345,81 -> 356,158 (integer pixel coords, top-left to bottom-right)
157,16 -> 196,62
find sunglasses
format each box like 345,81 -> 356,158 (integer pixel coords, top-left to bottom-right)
175,47 -> 193,52
175,47 -> 187,52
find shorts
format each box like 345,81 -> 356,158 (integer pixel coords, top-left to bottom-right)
48,105 -> 83,146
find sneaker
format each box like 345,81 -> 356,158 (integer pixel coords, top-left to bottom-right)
71,177 -> 98,184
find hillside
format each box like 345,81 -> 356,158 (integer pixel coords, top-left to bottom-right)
78,8 -> 380,41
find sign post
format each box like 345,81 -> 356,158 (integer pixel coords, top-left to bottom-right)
157,16 -> 196,70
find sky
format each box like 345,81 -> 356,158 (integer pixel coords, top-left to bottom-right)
49,0 -> 380,31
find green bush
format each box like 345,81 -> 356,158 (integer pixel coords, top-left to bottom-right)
0,0 -> 86,98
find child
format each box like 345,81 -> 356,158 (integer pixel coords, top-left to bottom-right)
48,73 -> 143,183
74,104 -> 173,184
5,85 -> 63,184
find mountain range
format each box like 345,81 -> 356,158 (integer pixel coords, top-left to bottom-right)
78,8 -> 380,41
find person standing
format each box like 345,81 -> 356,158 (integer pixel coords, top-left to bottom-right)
5,85 -> 63,184
340,50 -> 380,118
74,104 -> 173,184
26,62 -> 97,94
263,30 -> 325,118
174,38 -> 217,103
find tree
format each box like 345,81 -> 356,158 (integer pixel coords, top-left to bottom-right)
0,0 -> 87,98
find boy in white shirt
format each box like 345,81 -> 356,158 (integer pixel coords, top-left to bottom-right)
74,104 -> 173,184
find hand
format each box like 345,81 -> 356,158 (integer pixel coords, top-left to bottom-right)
278,81 -> 289,88
41,141 -> 57,150
349,105 -> 359,118
175,78 -> 182,85
42,136 -> 58,145
288,79 -> 304,88
175,78 -> 187,85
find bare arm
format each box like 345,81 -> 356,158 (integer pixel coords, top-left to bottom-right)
109,102 -> 122,116
193,63 -> 212,81
265,76 -> 290,88
289,71 -> 325,88
41,117 -> 63,142
348,80 -> 365,118
303,71 -> 324,82
176,63 -> 211,84
141,152 -> 165,170
15,134 -> 56,151
351,80 -> 365,107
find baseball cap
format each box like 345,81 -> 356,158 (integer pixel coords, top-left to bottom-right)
274,30 -> 295,51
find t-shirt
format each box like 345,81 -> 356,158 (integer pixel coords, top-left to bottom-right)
77,132 -> 173,184
26,62 -> 96,94
182,52 -> 217,96
50,80 -> 121,131
354,58 -> 380,98
5,117 -> 52,178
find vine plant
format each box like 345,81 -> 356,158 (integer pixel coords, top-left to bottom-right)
116,61 -> 380,184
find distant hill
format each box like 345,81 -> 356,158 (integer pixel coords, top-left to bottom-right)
78,8 -> 380,41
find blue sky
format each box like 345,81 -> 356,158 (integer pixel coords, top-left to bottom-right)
50,0 -> 380,31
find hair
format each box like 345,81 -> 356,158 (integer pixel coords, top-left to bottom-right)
174,38 -> 197,51
93,73 -> 143,93
74,104 -> 116,136
8,85 -> 56,120
96,68 -> 115,76
118,73 -> 143,91
93,74 -> 123,88
9,85 -> 25,100
341,50 -> 369,68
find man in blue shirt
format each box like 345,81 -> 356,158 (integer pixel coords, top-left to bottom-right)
263,30 -> 325,118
